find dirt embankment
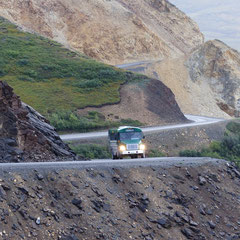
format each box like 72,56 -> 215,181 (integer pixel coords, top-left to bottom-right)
79,78 -> 187,126
0,161 -> 239,239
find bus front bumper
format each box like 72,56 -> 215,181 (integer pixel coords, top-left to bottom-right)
120,150 -> 144,156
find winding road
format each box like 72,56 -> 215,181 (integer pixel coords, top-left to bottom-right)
60,115 -> 225,141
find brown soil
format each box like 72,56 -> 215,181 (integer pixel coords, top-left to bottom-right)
78,79 -> 187,126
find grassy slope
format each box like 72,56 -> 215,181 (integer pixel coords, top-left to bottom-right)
0,17 -> 142,115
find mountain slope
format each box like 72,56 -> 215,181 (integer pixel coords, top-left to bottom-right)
0,17 -> 187,129
0,0 -> 204,64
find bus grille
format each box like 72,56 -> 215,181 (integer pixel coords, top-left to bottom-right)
127,144 -> 138,150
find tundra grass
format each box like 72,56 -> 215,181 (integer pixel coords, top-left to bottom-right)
0,17 -> 143,115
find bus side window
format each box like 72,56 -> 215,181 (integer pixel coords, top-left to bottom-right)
109,132 -> 118,141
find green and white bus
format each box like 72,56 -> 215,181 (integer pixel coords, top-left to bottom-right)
108,126 -> 146,159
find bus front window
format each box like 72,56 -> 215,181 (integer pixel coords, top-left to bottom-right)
119,132 -> 143,141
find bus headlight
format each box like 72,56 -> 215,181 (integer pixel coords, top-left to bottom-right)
140,144 -> 145,150
119,145 -> 126,151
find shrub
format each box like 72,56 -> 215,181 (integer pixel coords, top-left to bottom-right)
70,144 -> 111,159
226,121 -> 240,135
179,150 -> 201,157
147,149 -> 166,158
17,59 -> 29,66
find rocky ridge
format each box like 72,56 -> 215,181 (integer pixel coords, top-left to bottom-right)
0,81 -> 75,162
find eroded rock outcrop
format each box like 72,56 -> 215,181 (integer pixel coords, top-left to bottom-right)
0,81 -> 76,162
187,40 -> 240,117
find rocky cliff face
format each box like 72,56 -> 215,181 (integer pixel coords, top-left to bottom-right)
187,40 -> 240,117
0,0 -> 204,64
0,81 -> 75,162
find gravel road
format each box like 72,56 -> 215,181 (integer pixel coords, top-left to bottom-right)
60,115 -> 225,141
0,157 -> 226,173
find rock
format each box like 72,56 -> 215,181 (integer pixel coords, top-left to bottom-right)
181,228 -> 194,239
157,217 -> 172,229
198,176 -> 207,185
199,206 -> 206,215
232,169 -> 240,178
71,198 -> 82,210
208,220 -> 216,229
189,220 -> 198,227
137,195 -> 150,213
91,200 -> 104,213
60,235 -> 79,240
36,173 -> 44,181
36,217 -> 41,225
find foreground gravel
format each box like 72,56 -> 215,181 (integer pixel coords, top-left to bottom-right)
0,158 -> 239,240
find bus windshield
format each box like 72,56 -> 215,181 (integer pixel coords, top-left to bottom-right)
119,132 -> 143,141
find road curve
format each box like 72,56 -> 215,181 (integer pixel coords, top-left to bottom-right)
60,115 -> 225,141
0,157 -> 225,173
116,61 -> 154,69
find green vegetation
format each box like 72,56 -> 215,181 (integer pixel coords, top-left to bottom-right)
179,121 -> 240,167
70,144 -> 111,159
147,149 -> 166,158
0,17 -> 144,117
49,110 -> 143,132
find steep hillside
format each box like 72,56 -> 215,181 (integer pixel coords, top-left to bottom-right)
0,160 -> 239,239
0,0 -> 204,64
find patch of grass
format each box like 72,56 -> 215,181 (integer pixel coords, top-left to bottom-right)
179,120 -> 240,168
49,110 -> 143,132
0,17 -> 145,115
70,144 -> 111,159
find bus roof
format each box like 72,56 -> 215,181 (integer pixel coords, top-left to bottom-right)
109,126 -> 142,133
